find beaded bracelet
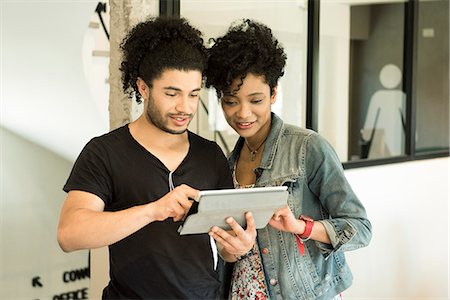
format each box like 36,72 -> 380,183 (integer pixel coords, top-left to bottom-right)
234,248 -> 253,261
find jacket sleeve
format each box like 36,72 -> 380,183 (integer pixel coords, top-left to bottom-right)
304,133 -> 372,257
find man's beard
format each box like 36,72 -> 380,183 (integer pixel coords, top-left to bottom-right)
145,96 -> 192,135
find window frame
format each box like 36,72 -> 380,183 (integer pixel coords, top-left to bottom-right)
307,0 -> 449,169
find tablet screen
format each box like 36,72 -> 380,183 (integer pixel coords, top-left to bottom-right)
178,186 -> 288,235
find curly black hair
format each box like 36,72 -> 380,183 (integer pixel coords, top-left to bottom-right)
120,17 -> 207,103
205,19 -> 286,98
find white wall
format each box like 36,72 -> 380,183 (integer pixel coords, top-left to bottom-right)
344,157 -> 449,299
1,1 -> 110,299
0,127 -> 90,299
318,2 -> 351,161
1,1 -> 109,162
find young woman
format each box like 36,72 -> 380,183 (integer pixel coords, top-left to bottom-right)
206,19 -> 372,300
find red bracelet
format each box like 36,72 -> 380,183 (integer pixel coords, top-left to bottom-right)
298,215 -> 314,240
294,215 -> 314,256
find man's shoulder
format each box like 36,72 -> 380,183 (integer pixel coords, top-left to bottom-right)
90,124 -> 128,142
84,124 -> 129,152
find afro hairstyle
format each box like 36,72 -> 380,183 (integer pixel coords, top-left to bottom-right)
120,17 -> 207,103
205,19 -> 286,98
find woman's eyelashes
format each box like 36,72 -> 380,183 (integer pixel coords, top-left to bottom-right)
223,101 -> 236,106
222,98 -> 264,106
251,99 -> 263,104
221,98 -> 237,106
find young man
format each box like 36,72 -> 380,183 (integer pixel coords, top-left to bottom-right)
57,17 -> 233,299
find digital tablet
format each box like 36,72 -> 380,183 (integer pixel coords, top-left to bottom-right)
178,186 -> 288,235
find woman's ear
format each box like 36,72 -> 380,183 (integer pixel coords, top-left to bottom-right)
270,86 -> 278,104
136,78 -> 149,100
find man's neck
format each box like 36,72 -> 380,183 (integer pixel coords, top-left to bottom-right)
129,115 -> 189,150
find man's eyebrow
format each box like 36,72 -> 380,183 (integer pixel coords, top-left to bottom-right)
163,86 -> 202,93
163,86 -> 182,92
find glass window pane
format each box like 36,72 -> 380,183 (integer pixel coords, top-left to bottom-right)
318,0 -> 407,162
181,0 -> 309,155
414,0 -> 449,153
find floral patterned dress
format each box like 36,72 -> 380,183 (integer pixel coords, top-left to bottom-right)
230,244 -> 269,300
230,170 -> 269,300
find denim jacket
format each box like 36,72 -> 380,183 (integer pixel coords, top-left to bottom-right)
228,113 -> 372,300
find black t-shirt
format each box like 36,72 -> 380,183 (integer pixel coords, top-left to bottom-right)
64,125 -> 233,299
